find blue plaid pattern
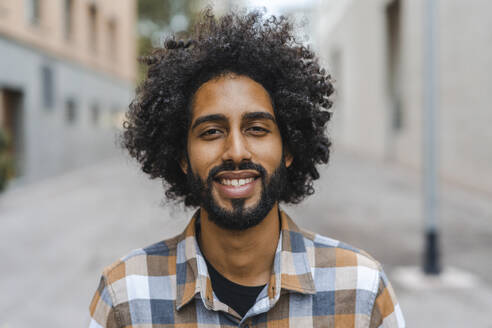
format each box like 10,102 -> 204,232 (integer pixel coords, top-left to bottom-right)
89,210 -> 405,327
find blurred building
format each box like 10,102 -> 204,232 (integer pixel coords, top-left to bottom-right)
315,0 -> 492,194
0,0 -> 137,185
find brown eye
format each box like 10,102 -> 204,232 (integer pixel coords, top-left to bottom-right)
200,128 -> 223,138
247,126 -> 270,135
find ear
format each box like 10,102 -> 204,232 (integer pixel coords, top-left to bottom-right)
179,154 -> 188,174
284,149 -> 294,168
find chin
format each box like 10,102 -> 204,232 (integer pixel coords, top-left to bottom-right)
212,190 -> 260,212
204,194 -> 275,231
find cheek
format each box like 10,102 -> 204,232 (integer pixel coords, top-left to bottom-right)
261,147 -> 282,162
253,139 -> 284,172
188,142 -> 222,175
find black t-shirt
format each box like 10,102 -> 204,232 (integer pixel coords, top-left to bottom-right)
204,257 -> 266,317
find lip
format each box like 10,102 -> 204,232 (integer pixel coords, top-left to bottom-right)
213,176 -> 259,199
215,170 -> 260,180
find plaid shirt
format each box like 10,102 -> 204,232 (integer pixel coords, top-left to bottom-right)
89,210 -> 405,327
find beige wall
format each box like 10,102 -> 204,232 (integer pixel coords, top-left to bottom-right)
315,0 -> 391,159
437,0 -> 492,192
0,0 -> 137,82
315,0 -> 492,194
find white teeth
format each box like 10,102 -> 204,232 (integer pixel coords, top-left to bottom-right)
220,178 -> 255,186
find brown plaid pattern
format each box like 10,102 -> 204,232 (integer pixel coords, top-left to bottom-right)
89,210 -> 405,327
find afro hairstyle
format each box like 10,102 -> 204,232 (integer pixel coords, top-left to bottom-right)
122,8 -> 334,207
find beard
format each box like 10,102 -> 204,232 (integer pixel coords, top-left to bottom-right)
186,159 -> 287,230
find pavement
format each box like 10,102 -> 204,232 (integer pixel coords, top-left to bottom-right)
1,150 -> 491,327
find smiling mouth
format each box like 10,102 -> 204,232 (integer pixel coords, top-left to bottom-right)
214,171 -> 260,186
213,171 -> 260,198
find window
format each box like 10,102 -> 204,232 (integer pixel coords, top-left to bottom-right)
64,0 -> 74,40
107,19 -> 117,61
0,89 -> 24,176
386,0 -> 404,131
65,99 -> 77,124
25,0 -> 41,26
41,65 -> 54,110
88,4 -> 98,53
91,102 -> 100,125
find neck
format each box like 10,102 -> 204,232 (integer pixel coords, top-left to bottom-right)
198,203 -> 280,287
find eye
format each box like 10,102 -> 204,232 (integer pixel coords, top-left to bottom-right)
247,126 -> 270,135
200,128 -> 223,138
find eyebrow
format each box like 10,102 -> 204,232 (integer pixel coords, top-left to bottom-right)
191,111 -> 276,131
242,111 -> 276,123
191,114 -> 227,131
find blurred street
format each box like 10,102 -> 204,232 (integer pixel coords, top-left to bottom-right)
1,150 -> 492,327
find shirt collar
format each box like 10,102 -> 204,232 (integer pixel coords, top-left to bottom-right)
175,209 -> 316,311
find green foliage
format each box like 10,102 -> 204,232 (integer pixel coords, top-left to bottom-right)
137,0 -> 202,83
0,127 -> 13,192
139,0 -> 172,25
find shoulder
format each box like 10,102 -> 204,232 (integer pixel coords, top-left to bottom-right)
103,234 -> 180,278
281,210 -> 381,272
298,227 -> 384,300
299,227 -> 382,271
99,234 -> 182,304
296,229 -> 405,327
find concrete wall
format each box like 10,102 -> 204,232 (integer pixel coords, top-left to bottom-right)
315,0 -> 492,194
0,37 -> 133,184
0,0 -> 136,185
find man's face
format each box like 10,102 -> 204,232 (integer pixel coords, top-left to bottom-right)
183,74 -> 292,230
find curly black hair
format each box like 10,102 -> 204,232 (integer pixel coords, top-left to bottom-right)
123,8 -> 334,207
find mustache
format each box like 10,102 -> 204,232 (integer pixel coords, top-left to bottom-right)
206,161 -> 267,184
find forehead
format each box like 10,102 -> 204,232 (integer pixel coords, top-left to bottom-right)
190,74 -> 274,121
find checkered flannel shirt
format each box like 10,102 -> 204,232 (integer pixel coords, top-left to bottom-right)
89,210 -> 405,327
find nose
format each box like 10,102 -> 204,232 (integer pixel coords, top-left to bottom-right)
221,129 -> 252,164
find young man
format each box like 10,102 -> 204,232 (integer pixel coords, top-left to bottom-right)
89,9 -> 405,328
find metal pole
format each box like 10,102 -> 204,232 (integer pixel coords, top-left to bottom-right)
423,0 -> 441,274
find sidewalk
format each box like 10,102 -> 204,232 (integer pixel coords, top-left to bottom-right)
1,151 -> 491,327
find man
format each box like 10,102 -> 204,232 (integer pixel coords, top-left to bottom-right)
89,9 -> 405,328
